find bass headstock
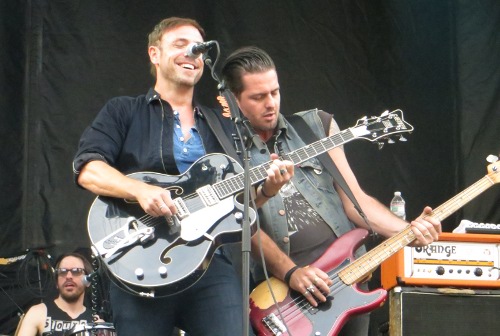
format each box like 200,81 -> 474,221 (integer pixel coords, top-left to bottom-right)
487,154 -> 500,184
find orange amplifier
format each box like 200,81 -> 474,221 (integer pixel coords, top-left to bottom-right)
381,232 -> 500,290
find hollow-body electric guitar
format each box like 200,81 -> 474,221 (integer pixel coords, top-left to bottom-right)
87,110 -> 412,297
249,157 -> 500,335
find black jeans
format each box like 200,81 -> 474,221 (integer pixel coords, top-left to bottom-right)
110,255 -> 246,336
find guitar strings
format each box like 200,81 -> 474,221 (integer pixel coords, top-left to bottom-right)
267,270 -> 348,330
131,190 -> 203,228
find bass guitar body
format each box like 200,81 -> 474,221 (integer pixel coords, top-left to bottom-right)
250,229 -> 387,336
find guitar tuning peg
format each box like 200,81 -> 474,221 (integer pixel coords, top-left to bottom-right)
387,137 -> 395,144
377,141 -> 384,150
398,135 -> 407,142
381,110 -> 389,117
486,154 -> 498,163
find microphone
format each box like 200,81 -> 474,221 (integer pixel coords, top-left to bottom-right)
82,272 -> 96,287
185,41 -> 216,59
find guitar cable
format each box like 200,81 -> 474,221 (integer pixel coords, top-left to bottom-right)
254,141 -> 300,336
90,244 -> 158,299
253,198 -> 295,336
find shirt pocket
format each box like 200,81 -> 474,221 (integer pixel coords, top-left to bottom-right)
297,159 -> 335,193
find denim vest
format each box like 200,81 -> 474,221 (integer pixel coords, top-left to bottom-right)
251,109 -> 366,282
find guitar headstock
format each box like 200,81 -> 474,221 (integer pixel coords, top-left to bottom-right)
487,154 -> 500,184
350,109 -> 414,149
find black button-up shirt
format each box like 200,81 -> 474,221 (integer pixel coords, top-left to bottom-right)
73,88 -> 235,181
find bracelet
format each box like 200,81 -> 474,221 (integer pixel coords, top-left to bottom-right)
284,265 -> 299,286
260,183 -> 276,198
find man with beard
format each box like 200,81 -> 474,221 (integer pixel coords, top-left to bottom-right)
221,46 -> 441,335
16,252 -> 99,336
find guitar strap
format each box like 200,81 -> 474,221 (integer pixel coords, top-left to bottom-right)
286,112 -> 373,234
200,107 -> 242,165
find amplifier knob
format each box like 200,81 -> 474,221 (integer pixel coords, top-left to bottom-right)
436,266 -> 445,276
474,268 -> 483,277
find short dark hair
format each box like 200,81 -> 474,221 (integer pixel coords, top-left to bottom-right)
221,46 -> 276,96
147,17 -> 206,77
54,252 -> 92,275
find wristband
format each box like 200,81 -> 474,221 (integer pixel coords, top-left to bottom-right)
284,265 -> 299,286
260,183 -> 276,198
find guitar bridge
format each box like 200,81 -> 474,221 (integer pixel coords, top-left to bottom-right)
262,313 -> 287,335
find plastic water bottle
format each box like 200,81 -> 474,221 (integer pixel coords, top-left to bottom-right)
390,191 -> 406,220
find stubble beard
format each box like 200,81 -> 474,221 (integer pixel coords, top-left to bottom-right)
60,287 -> 83,303
162,64 -> 202,88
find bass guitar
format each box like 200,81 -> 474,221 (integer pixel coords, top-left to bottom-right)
249,157 -> 500,335
87,110 -> 412,297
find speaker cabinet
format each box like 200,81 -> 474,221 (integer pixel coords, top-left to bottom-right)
389,286 -> 500,336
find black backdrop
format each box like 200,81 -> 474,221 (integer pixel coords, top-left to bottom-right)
1,0 -> 499,334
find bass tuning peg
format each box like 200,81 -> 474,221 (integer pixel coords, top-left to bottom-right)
486,154 -> 498,163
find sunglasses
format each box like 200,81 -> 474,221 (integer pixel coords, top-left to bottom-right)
55,267 -> 86,276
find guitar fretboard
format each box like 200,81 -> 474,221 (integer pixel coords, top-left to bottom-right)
212,129 -> 356,199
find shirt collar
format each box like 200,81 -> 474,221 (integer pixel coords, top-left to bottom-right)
146,88 -> 203,119
275,114 -> 290,139
146,88 -> 161,104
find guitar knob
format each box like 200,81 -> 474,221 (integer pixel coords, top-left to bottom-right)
135,268 -> 144,280
234,212 -> 243,222
158,266 -> 168,278
398,135 -> 407,142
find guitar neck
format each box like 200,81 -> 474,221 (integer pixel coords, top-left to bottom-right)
431,175 -> 495,221
281,128 -> 356,166
212,128 -> 355,199
340,174 -> 497,285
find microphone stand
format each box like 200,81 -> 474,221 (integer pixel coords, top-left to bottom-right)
205,47 -> 262,336
217,88 -> 253,336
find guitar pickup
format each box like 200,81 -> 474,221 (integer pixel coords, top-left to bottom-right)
197,185 -> 220,206
173,197 -> 189,219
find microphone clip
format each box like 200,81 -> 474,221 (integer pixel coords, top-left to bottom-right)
82,271 -> 97,287
241,119 -> 267,154
185,40 -> 217,59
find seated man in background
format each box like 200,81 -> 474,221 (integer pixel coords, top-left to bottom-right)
16,252 -> 101,336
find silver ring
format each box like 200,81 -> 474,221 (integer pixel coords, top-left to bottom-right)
280,169 -> 287,175
306,285 -> 315,293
